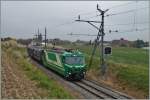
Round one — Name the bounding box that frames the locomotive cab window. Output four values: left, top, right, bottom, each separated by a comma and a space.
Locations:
65, 56, 85, 65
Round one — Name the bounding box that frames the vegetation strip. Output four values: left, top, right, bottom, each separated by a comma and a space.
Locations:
2, 41, 74, 99
61, 44, 149, 98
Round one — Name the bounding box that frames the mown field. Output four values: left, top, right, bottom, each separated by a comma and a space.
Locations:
61, 44, 149, 98
1, 40, 75, 99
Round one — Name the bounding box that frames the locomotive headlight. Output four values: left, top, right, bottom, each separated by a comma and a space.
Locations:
80, 66, 84, 68
68, 72, 71, 75
83, 72, 85, 74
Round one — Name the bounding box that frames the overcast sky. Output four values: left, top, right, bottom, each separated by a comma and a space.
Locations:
1, 1, 149, 42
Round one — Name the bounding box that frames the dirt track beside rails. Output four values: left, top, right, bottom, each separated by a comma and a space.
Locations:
29, 58, 99, 99
1, 51, 49, 99
1, 41, 83, 99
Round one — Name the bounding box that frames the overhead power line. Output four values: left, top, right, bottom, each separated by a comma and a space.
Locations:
43, 2, 148, 42
105, 21, 149, 27
107, 1, 136, 9
77, 1, 136, 16
56, 21, 76, 27
52, 2, 148, 28
68, 28, 149, 37
105, 7, 148, 17
83, 7, 148, 20
68, 33, 97, 36
116, 28, 149, 33
79, 10, 98, 16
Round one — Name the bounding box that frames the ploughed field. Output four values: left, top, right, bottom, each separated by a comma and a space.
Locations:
61, 44, 149, 99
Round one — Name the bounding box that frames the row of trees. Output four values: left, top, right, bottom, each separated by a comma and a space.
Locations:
133, 39, 149, 48
1, 37, 149, 48
50, 38, 149, 48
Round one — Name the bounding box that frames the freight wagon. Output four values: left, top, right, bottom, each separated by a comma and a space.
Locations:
27, 45, 86, 80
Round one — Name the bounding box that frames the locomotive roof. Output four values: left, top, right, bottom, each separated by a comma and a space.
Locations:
28, 45, 84, 56
28, 45, 43, 50
48, 48, 84, 56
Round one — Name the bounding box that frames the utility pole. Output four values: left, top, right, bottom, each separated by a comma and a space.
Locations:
97, 4, 109, 76
37, 28, 40, 45
75, 4, 109, 76
45, 27, 47, 48
34, 34, 38, 40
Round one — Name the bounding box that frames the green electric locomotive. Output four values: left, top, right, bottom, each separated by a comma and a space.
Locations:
28, 46, 86, 80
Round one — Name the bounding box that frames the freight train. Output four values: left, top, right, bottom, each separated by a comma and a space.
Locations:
27, 45, 86, 80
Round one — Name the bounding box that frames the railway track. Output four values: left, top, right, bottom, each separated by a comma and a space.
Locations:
30, 58, 132, 99
74, 79, 132, 99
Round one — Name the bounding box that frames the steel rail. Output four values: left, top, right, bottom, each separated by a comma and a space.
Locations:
73, 82, 108, 99
29, 57, 132, 99
81, 79, 132, 99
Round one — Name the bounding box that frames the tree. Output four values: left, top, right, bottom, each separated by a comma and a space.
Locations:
17, 39, 32, 45
134, 39, 145, 48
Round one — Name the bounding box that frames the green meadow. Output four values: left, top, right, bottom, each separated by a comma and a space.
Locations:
61, 44, 149, 97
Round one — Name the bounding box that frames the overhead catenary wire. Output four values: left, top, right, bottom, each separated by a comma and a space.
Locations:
55, 7, 147, 28
76, 1, 140, 19
41, 1, 148, 40
115, 28, 149, 33
76, 1, 136, 17
56, 15, 99, 27
49, 27, 149, 37
67, 1, 138, 22
80, 6, 148, 20
48, 2, 148, 29
64, 21, 148, 36
68, 28, 149, 37
79, 10, 98, 16
48, 20, 148, 38
55, 21, 76, 27
105, 7, 148, 17
107, 1, 136, 10
105, 21, 149, 27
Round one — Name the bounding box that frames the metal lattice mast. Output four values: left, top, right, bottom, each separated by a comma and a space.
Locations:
75, 4, 109, 76
45, 27, 47, 48
97, 5, 109, 75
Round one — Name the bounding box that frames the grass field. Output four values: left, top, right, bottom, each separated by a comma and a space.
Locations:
2, 40, 148, 98
61, 44, 149, 98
